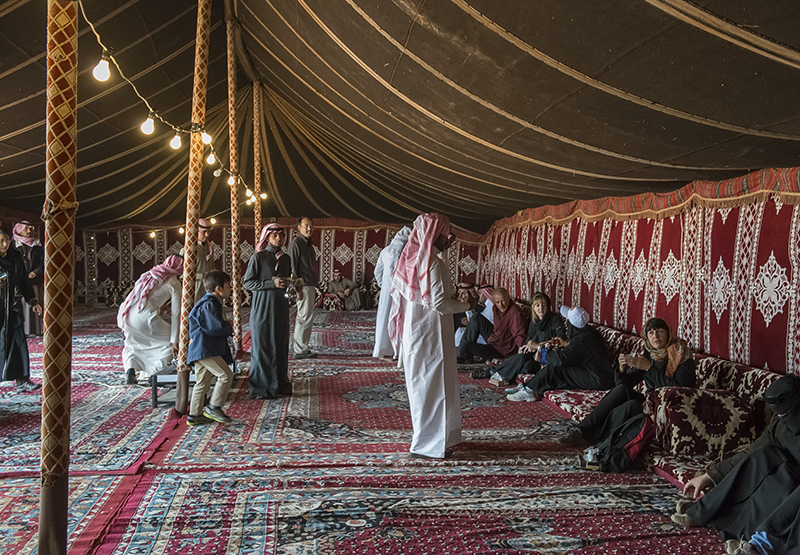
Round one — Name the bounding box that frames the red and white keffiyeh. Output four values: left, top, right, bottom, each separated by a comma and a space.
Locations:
388, 213, 451, 352
117, 255, 183, 328
12, 222, 40, 247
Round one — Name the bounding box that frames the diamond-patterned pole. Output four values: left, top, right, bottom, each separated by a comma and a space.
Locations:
40, 1, 78, 552
252, 83, 262, 238
176, 0, 213, 414
227, 17, 242, 350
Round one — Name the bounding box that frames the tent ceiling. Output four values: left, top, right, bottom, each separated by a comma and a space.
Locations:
2, 0, 800, 232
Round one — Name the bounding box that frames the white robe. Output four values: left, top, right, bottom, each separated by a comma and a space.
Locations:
119, 276, 181, 376
400, 251, 469, 458
373, 227, 411, 358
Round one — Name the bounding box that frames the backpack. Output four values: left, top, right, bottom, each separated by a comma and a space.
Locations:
596, 412, 655, 473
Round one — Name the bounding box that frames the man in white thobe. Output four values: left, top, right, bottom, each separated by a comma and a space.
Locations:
389, 213, 477, 459
372, 226, 411, 358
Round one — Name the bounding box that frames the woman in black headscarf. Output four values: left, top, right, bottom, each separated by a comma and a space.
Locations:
0, 227, 42, 392
559, 317, 695, 445
673, 374, 800, 555
493, 292, 567, 385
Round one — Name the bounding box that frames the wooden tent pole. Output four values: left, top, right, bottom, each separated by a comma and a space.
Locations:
252, 83, 262, 238
39, 1, 78, 553
226, 16, 242, 350
176, 0, 213, 414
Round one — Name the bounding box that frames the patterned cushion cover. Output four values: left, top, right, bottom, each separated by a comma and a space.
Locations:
652, 387, 756, 458
647, 447, 712, 488
544, 389, 607, 421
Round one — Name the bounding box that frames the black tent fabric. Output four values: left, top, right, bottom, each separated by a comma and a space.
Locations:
2, 0, 800, 232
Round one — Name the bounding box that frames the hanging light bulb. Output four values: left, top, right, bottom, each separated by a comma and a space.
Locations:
92, 51, 111, 82
260, 193, 267, 199
210, 218, 216, 225
206, 152, 216, 165
179, 227, 185, 234
245, 189, 252, 197
170, 133, 182, 149
140, 112, 155, 135
213, 168, 222, 177
149, 231, 156, 238
201, 131, 212, 144
227, 174, 236, 186
246, 198, 253, 205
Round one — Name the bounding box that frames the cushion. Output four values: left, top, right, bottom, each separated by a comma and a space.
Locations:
544, 389, 607, 421
652, 387, 756, 458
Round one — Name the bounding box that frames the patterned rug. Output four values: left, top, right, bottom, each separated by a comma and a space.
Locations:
1, 306, 180, 475
1, 308, 727, 554
89, 466, 721, 554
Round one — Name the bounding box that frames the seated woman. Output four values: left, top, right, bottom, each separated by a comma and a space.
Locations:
559, 317, 695, 445
0, 227, 43, 392
507, 305, 614, 402
117, 255, 183, 384
493, 292, 566, 384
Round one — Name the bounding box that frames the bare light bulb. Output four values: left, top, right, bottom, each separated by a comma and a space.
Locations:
170, 134, 181, 149
260, 193, 267, 199
213, 168, 222, 177
149, 231, 156, 238
206, 152, 216, 164
246, 199, 253, 205
210, 218, 216, 225
245, 189, 252, 197
140, 114, 155, 135
201, 132, 212, 144
92, 53, 111, 82
179, 227, 185, 234
227, 175, 236, 186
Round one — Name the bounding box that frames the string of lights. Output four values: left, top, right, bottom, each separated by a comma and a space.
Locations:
77, 1, 267, 238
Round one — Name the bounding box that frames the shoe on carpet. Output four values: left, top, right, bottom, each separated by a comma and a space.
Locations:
732, 541, 757, 555
294, 351, 317, 360
16, 379, 41, 393
558, 423, 587, 446
203, 406, 232, 424
670, 513, 695, 527
505, 384, 523, 394
187, 414, 213, 427
675, 498, 696, 515
470, 367, 491, 380
488, 371, 508, 386
507, 387, 539, 402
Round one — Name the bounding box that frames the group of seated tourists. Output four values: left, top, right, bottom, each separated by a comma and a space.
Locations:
453, 284, 799, 555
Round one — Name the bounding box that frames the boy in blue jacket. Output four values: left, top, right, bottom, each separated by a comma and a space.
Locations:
187, 270, 235, 426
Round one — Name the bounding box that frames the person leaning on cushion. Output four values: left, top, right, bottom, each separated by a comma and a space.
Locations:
671, 374, 800, 555
559, 317, 695, 446
494, 292, 567, 387
0, 227, 42, 392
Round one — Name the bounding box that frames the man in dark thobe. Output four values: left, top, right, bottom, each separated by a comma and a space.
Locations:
243, 223, 293, 400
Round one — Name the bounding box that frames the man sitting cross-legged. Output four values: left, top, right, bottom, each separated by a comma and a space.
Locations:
508, 305, 614, 402
456, 287, 526, 365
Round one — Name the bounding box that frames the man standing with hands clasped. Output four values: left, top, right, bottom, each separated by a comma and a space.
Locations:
288, 217, 318, 360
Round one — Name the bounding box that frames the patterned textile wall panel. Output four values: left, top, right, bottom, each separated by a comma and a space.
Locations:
483, 179, 800, 374
75, 222, 482, 308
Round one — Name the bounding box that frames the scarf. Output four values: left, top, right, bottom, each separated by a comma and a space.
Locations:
12, 222, 40, 248
642, 324, 692, 378
256, 223, 286, 271
117, 255, 183, 328
388, 213, 450, 352
530, 309, 556, 335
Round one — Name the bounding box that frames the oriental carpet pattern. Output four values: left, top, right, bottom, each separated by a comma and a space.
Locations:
0, 308, 725, 554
